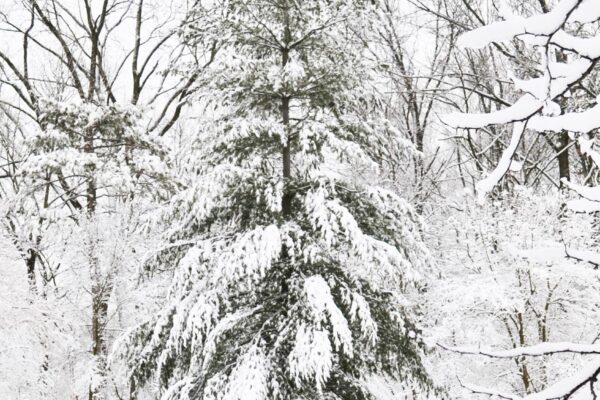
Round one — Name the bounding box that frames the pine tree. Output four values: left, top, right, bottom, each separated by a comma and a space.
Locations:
119, 1, 435, 398
16, 97, 170, 399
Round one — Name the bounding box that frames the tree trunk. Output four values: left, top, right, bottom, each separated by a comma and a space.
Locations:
84, 97, 105, 400
279, 3, 292, 298
281, 6, 292, 220
281, 95, 291, 217
25, 248, 38, 295
557, 130, 571, 185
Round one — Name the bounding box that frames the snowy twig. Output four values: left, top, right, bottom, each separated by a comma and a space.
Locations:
563, 245, 600, 269
439, 342, 600, 358
560, 233, 600, 269
458, 377, 520, 400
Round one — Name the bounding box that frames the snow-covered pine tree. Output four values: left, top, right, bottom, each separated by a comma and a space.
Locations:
118, 1, 435, 398
444, 0, 600, 398
15, 97, 171, 399
26, 98, 170, 205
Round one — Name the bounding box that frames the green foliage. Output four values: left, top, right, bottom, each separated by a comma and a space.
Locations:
118, 1, 437, 399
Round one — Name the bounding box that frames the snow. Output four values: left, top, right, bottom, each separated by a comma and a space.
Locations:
363, 374, 423, 400
475, 122, 525, 201
444, 58, 591, 130
523, 361, 600, 400
3, 0, 600, 398
288, 325, 334, 391
222, 347, 270, 400
443, 95, 542, 129
304, 275, 353, 355
568, 0, 600, 23
567, 198, 600, 213
577, 136, 600, 167
457, 0, 594, 50
552, 30, 600, 59
448, 342, 600, 358
461, 382, 521, 400
564, 247, 600, 266
564, 180, 600, 202
529, 104, 600, 133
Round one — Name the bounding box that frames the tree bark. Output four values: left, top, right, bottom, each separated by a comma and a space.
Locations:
557, 130, 571, 185
281, 5, 292, 219
25, 248, 38, 295
281, 93, 292, 218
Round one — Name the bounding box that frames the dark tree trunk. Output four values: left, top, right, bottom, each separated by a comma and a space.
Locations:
557, 130, 571, 185
25, 248, 38, 294
281, 95, 292, 218
279, 2, 293, 298
281, 8, 292, 220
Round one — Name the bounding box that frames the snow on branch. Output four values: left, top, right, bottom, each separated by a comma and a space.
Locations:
563, 246, 600, 268
459, 380, 522, 400
440, 342, 600, 358
563, 135, 600, 205
459, 362, 600, 400
522, 362, 600, 400
442, 342, 600, 399
444, 0, 600, 131
443, 96, 542, 129
443, 0, 600, 202
564, 180, 600, 202
443, 57, 593, 129
456, 0, 596, 50
578, 136, 600, 167
551, 30, 600, 58
530, 104, 600, 133
475, 122, 525, 201
567, 198, 600, 213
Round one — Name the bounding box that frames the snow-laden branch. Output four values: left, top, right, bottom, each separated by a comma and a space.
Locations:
563, 246, 600, 268
443, 0, 600, 201
523, 362, 600, 400
552, 30, 600, 58
563, 137, 600, 203
443, 57, 593, 129
444, 0, 600, 131
441, 342, 600, 358
530, 103, 600, 133
461, 362, 600, 400
443, 96, 542, 129
475, 122, 525, 201
456, 0, 597, 50
567, 198, 600, 212
443, 342, 600, 399
564, 180, 600, 202
579, 136, 600, 167
460, 380, 521, 400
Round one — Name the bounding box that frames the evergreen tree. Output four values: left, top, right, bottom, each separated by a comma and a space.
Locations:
25, 98, 170, 206
119, 1, 435, 398
15, 97, 171, 398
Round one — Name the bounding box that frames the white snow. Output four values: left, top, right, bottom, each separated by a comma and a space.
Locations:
530, 104, 600, 133
475, 122, 525, 201
443, 95, 542, 129
448, 342, 600, 358
523, 361, 600, 400
457, 0, 594, 50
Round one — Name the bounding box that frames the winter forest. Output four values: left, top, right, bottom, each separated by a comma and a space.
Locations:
1, 0, 600, 399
